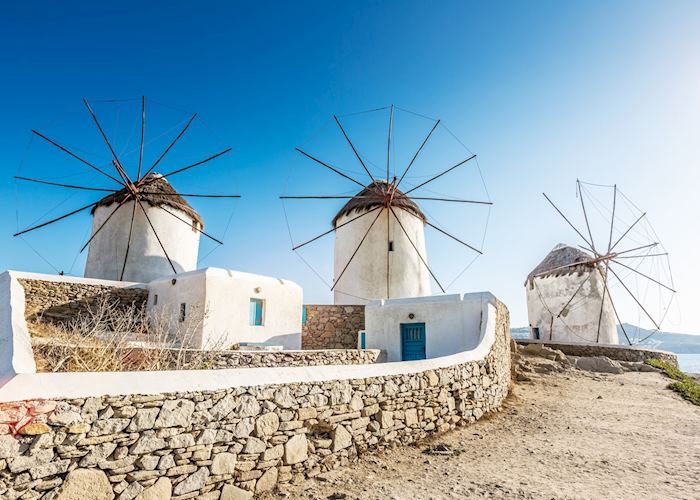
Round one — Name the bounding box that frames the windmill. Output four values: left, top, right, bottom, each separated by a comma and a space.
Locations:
13, 97, 239, 282
281, 105, 492, 304
526, 180, 676, 345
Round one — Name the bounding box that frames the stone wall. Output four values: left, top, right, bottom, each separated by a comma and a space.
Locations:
200, 349, 383, 369
302, 305, 365, 350
516, 339, 678, 366
19, 279, 148, 323
0, 301, 510, 499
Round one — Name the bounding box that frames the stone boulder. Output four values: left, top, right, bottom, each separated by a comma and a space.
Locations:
56, 468, 114, 500
574, 356, 624, 374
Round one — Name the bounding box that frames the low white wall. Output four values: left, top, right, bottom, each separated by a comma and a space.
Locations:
0, 294, 499, 402
1, 271, 144, 379
148, 268, 303, 350
365, 292, 491, 362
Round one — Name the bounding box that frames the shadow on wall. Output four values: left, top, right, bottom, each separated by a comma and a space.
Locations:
263, 333, 302, 350
115, 254, 189, 284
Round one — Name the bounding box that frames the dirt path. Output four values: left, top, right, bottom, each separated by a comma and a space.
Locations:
279, 368, 699, 499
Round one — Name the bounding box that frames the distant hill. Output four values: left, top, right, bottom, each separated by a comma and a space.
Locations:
510, 324, 700, 354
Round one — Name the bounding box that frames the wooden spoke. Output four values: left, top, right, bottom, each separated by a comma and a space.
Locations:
595, 265, 609, 342
31, 130, 123, 185
142, 112, 197, 179
614, 242, 658, 256
14, 176, 116, 193
13, 200, 101, 237
136, 198, 177, 274
137, 96, 145, 180
543, 193, 594, 251
403, 154, 477, 196
334, 115, 375, 183
280, 195, 367, 200
609, 212, 646, 252
386, 104, 394, 181
120, 201, 138, 280
291, 206, 381, 251
155, 148, 232, 181
611, 259, 676, 293
615, 253, 668, 259
331, 208, 384, 291
402, 208, 482, 254
155, 193, 241, 198
386, 206, 390, 298
577, 180, 596, 253
79, 197, 131, 252
607, 265, 661, 330
390, 207, 445, 292
556, 271, 594, 317
596, 265, 632, 345
83, 98, 128, 183
295, 148, 366, 189
157, 205, 223, 245
607, 184, 617, 252
410, 196, 492, 205
396, 119, 440, 189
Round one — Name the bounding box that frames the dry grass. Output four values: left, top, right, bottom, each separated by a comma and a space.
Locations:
30, 295, 230, 373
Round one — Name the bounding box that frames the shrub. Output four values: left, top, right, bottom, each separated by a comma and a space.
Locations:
645, 358, 700, 406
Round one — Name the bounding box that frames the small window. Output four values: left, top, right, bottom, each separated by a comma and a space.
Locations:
179, 303, 186, 322
388, 241, 394, 252
153, 294, 158, 306
250, 298, 264, 326
532, 327, 540, 340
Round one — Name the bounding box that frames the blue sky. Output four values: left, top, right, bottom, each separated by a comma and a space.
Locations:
1, 1, 699, 334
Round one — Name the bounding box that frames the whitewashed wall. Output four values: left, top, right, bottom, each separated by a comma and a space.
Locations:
148, 268, 303, 350
333, 207, 431, 305
85, 200, 200, 283
365, 293, 492, 362
525, 271, 619, 344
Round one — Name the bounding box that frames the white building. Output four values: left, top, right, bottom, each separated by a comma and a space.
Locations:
525, 244, 618, 344
85, 174, 201, 283
147, 267, 303, 350
364, 293, 492, 362
333, 180, 431, 305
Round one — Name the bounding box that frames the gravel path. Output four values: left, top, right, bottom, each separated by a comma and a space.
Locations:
277, 365, 699, 499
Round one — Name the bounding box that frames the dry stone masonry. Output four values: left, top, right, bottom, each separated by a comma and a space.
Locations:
0, 302, 511, 499
19, 279, 148, 323
302, 305, 365, 350
201, 349, 383, 369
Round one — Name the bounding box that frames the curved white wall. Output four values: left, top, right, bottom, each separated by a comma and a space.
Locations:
525, 271, 619, 344
85, 201, 200, 283
333, 207, 431, 305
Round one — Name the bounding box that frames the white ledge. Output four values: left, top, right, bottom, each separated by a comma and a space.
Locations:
0, 293, 498, 402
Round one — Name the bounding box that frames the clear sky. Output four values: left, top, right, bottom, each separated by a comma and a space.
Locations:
1, 1, 699, 334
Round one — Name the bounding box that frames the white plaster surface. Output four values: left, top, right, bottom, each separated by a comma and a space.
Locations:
0, 296, 497, 402
333, 207, 431, 305
525, 271, 618, 344
85, 200, 200, 283
0, 272, 37, 379
148, 268, 303, 350
365, 293, 491, 362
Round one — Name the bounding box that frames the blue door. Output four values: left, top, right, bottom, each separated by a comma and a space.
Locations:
401, 323, 426, 361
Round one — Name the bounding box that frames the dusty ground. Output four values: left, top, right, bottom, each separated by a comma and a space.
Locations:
279, 363, 699, 500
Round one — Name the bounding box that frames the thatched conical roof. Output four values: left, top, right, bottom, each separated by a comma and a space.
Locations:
332, 180, 426, 227
526, 243, 597, 286
92, 173, 204, 228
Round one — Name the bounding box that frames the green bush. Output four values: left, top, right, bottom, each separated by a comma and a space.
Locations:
646, 358, 700, 406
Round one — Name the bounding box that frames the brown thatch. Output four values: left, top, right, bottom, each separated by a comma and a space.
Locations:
92, 173, 204, 228
332, 180, 426, 227
525, 244, 598, 286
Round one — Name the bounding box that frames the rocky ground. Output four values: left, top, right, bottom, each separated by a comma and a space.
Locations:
276, 347, 700, 500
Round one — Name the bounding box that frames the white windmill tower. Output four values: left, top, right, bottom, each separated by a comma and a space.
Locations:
282, 105, 491, 305
14, 97, 238, 283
